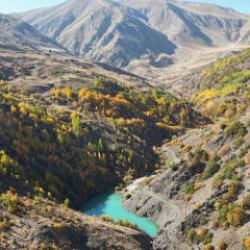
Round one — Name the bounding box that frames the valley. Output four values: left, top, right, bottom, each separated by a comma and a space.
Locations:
0, 45, 208, 249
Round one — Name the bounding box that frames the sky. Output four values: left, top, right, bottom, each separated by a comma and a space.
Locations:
0, 0, 249, 14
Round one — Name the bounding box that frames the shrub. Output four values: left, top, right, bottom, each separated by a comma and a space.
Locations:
208, 151, 220, 161
225, 121, 247, 139
212, 164, 237, 189
243, 236, 250, 250
219, 145, 230, 157
217, 240, 227, 249
203, 244, 214, 250
238, 159, 246, 168
63, 198, 70, 208
224, 181, 241, 201
194, 146, 209, 161
193, 202, 202, 210
233, 137, 244, 149
114, 219, 123, 226
53, 223, 62, 229
185, 182, 196, 194
142, 177, 152, 186
215, 200, 249, 227
122, 219, 138, 229
186, 228, 196, 242
239, 197, 250, 210
226, 206, 248, 226
0, 216, 10, 231
101, 215, 112, 223
0, 191, 22, 214
186, 228, 213, 244
203, 161, 219, 179
217, 204, 228, 222
166, 161, 177, 170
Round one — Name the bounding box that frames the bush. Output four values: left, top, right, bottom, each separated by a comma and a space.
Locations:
166, 161, 177, 170
185, 182, 195, 194
0, 191, 22, 214
203, 244, 214, 250
101, 215, 112, 222
63, 198, 70, 208
0, 216, 10, 231
219, 145, 230, 157
186, 228, 196, 242
240, 197, 250, 210
243, 236, 250, 250
215, 200, 249, 227
203, 161, 219, 179
226, 205, 248, 226
186, 228, 213, 244
142, 177, 152, 186
217, 240, 227, 249
225, 121, 247, 139
122, 219, 138, 229
213, 163, 238, 189
224, 181, 241, 201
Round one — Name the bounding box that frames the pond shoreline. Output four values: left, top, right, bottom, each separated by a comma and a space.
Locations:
81, 177, 159, 238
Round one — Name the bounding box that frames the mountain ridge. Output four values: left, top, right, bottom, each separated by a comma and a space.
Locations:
17, 0, 250, 71
0, 13, 67, 53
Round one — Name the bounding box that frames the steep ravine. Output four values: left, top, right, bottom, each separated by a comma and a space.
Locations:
122, 120, 250, 250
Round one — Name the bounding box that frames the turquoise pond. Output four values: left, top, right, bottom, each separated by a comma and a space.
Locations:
81, 193, 158, 238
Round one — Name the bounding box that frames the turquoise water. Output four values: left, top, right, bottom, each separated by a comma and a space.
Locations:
81, 193, 158, 238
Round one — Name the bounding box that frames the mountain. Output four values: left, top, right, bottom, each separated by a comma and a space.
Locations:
18, 0, 176, 68
18, 0, 250, 70
124, 0, 250, 47
0, 13, 66, 53
0, 1, 249, 248
240, 21, 250, 43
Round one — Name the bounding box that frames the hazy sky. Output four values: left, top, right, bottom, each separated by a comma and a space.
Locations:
0, 0, 249, 14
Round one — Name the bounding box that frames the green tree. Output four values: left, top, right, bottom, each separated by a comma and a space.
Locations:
71, 113, 81, 136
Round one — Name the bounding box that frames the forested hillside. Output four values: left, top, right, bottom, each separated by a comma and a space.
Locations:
0, 75, 208, 208
193, 49, 250, 119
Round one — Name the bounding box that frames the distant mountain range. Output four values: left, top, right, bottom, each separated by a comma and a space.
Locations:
1, 0, 249, 72
0, 14, 66, 53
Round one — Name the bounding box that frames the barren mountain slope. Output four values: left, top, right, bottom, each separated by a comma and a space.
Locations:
124, 0, 250, 47
0, 46, 151, 94
0, 14, 66, 53
19, 0, 176, 68
18, 0, 250, 73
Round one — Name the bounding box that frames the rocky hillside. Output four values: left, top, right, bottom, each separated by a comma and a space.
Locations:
124, 117, 250, 250
0, 191, 152, 249
18, 0, 250, 70
0, 46, 150, 92
122, 48, 250, 250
